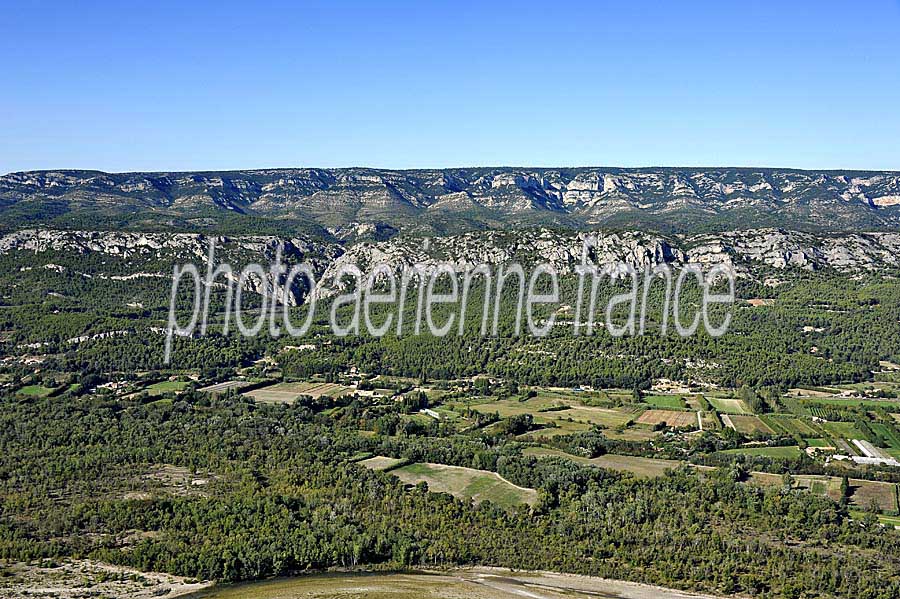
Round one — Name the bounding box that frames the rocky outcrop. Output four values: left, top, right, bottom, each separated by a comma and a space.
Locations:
3, 228, 898, 306
314, 228, 900, 298
0, 229, 343, 306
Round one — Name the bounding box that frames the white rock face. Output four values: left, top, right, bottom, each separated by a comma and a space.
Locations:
311, 228, 900, 299
3, 228, 899, 306
872, 195, 900, 207
0, 229, 343, 306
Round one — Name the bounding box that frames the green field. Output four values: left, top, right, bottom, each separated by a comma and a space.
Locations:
519, 419, 593, 439
805, 438, 833, 447
15, 385, 56, 398
873, 514, 900, 528
145, 380, 189, 396
720, 446, 803, 458
389, 463, 538, 509
707, 397, 749, 414
643, 395, 686, 410
869, 423, 900, 449
806, 397, 900, 410
821, 421, 866, 440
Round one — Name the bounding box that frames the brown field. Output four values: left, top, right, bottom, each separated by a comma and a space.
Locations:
636, 409, 697, 428
849, 479, 899, 512
244, 381, 353, 403
728, 415, 775, 435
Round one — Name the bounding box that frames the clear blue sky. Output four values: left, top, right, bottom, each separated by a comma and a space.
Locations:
3, 0, 899, 173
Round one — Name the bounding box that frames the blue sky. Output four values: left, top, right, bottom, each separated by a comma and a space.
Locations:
2, 0, 899, 173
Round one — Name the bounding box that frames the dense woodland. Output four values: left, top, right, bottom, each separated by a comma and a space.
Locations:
2, 392, 900, 598
3, 258, 896, 390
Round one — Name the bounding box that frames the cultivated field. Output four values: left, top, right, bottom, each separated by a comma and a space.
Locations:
144, 380, 189, 396
643, 395, 686, 409
244, 381, 353, 403
560, 405, 640, 427
760, 416, 820, 437
821, 421, 865, 441
198, 380, 256, 395
728, 415, 774, 435
519, 419, 593, 439
720, 446, 803, 459
389, 463, 538, 509
636, 409, 697, 428
706, 397, 750, 414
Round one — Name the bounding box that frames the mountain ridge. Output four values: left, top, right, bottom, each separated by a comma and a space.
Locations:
3, 166, 899, 235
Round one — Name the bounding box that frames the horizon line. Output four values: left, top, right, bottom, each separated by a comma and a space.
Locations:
5, 163, 900, 177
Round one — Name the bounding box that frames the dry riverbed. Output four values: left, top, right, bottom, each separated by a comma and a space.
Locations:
190, 567, 728, 599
